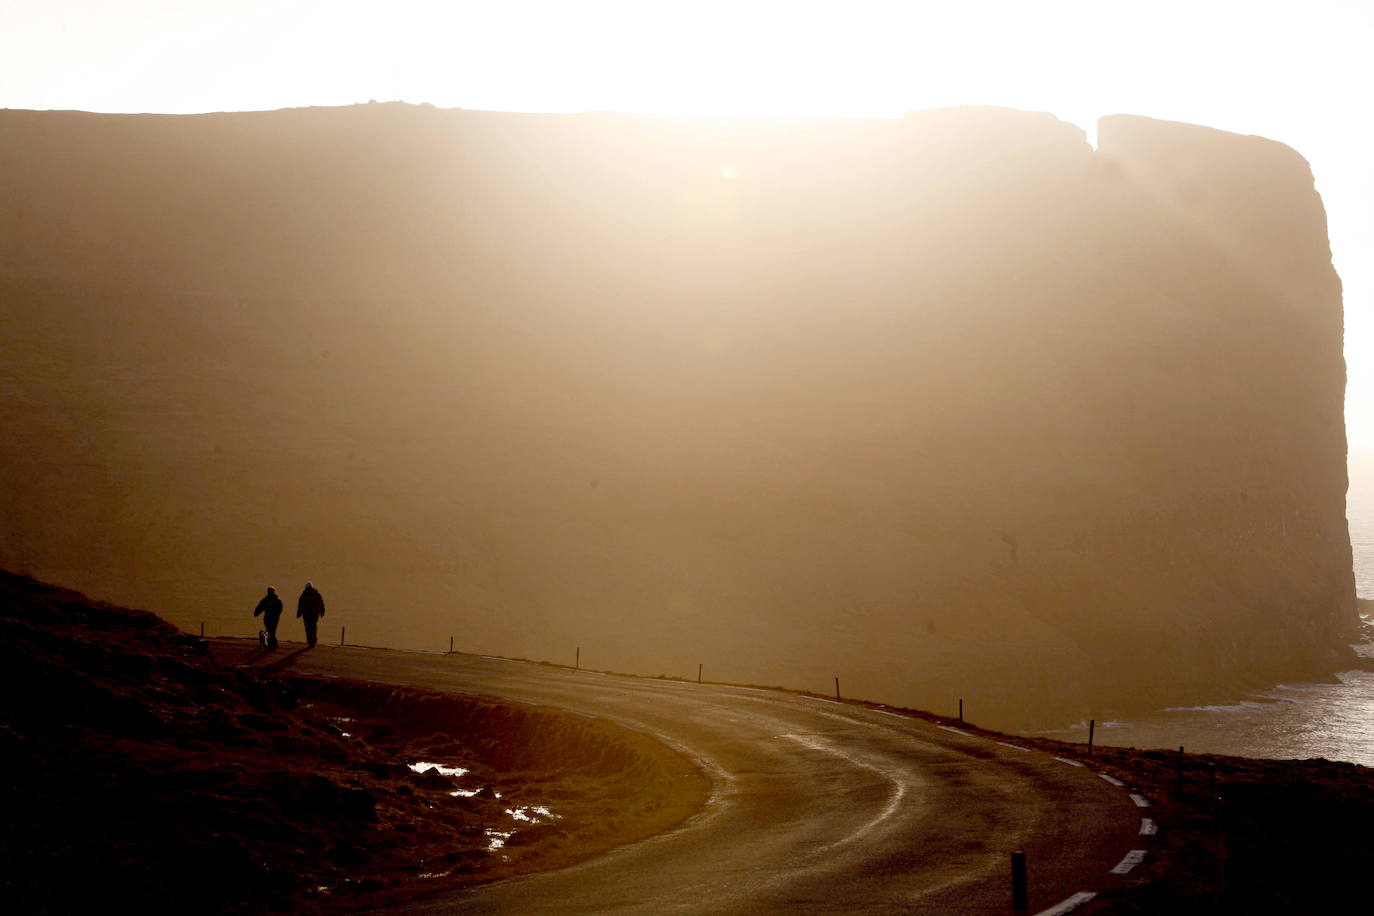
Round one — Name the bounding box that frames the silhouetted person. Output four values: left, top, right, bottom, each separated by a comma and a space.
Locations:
253, 585, 283, 649
297, 581, 325, 647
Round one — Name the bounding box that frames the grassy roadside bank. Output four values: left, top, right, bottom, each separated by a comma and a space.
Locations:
0, 570, 710, 914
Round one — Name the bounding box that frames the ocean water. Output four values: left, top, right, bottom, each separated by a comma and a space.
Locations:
1352, 466, 1374, 600
1038, 469, 1374, 764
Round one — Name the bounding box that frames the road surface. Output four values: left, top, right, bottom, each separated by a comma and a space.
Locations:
265, 645, 1146, 914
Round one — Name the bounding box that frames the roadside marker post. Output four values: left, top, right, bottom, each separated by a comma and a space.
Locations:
1088, 719, 1096, 754
449, 636, 454, 654
1216, 793, 1226, 893
340, 626, 345, 646
200, 622, 204, 638
835, 677, 841, 701
958, 698, 964, 722
576, 646, 580, 670
1011, 850, 1028, 912
698, 663, 702, 684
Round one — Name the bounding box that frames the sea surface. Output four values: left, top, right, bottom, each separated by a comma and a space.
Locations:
1039, 469, 1374, 765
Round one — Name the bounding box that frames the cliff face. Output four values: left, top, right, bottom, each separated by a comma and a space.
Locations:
0, 103, 1354, 727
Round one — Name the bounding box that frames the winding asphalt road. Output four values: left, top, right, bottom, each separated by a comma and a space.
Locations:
266, 645, 1146, 915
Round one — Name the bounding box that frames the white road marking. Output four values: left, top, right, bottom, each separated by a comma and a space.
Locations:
1110, 849, 1148, 874
1130, 793, 1151, 808
1139, 818, 1157, 836
875, 710, 909, 719
997, 741, 1033, 752
801, 696, 843, 704
1034, 891, 1098, 915
1054, 756, 1087, 768
937, 725, 973, 736
1097, 773, 1125, 786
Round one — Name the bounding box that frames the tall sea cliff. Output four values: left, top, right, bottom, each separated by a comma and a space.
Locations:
0, 103, 1355, 727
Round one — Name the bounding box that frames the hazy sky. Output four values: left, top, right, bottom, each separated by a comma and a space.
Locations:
4, 0, 1372, 454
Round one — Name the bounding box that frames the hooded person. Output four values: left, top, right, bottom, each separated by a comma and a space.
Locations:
296, 581, 326, 647
252, 586, 283, 649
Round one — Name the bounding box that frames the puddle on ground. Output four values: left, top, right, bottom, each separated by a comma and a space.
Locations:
478, 805, 561, 852
405, 760, 559, 852
505, 805, 555, 823
326, 715, 355, 738
409, 761, 469, 777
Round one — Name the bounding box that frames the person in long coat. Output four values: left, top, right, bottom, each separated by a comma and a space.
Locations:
252, 586, 283, 649
297, 581, 326, 648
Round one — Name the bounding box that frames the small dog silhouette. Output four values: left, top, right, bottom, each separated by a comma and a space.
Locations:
258, 630, 268, 649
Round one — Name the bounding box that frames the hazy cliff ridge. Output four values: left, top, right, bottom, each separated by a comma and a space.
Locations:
0, 103, 1355, 727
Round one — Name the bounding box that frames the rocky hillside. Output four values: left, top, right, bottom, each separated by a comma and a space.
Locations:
0, 103, 1355, 727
